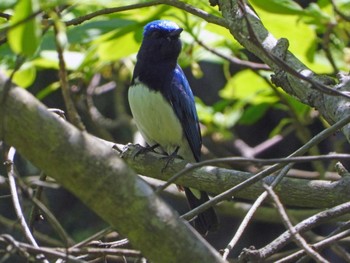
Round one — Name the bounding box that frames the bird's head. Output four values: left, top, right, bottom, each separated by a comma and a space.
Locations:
138, 20, 183, 63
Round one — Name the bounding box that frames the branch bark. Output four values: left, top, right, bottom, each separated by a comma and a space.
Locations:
218, 0, 350, 142
0, 73, 225, 263
119, 144, 350, 209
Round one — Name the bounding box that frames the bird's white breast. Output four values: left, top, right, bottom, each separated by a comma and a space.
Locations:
129, 83, 192, 159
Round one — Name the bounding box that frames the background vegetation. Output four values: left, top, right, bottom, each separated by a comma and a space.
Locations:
1, 0, 350, 262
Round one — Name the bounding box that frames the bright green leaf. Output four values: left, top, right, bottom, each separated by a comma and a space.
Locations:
38, 50, 85, 70
196, 98, 215, 124
220, 70, 278, 105
32, 57, 59, 69
0, 0, 17, 9
301, 3, 332, 25
8, 0, 41, 56
10, 62, 36, 88
250, 0, 303, 15
251, 4, 331, 71
36, 80, 60, 100
97, 32, 139, 61
67, 18, 136, 44
213, 105, 243, 128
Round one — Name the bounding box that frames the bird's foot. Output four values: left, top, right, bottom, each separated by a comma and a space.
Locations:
161, 146, 181, 172
131, 143, 159, 159
115, 143, 159, 159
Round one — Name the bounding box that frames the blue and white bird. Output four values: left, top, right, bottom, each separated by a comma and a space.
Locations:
128, 20, 218, 235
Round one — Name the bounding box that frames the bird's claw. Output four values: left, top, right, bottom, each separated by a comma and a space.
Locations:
161, 147, 181, 172
128, 143, 159, 160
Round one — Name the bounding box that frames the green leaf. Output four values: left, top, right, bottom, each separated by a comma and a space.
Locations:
220, 70, 278, 105
35, 50, 85, 70
36, 81, 60, 100
250, 0, 303, 15
239, 103, 270, 125
66, 18, 136, 44
301, 3, 331, 26
213, 105, 243, 128
10, 62, 36, 88
7, 0, 41, 56
269, 118, 292, 137
0, 0, 17, 9
196, 98, 215, 124
97, 32, 139, 61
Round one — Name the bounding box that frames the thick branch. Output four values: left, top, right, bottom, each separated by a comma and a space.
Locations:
119, 144, 350, 209
219, 0, 350, 142
0, 73, 225, 263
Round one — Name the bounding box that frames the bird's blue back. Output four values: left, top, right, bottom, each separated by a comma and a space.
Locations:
167, 65, 202, 162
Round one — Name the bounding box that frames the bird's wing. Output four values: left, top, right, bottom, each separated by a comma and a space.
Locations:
168, 65, 202, 162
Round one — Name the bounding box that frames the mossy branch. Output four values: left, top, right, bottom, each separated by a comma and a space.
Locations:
0, 73, 225, 263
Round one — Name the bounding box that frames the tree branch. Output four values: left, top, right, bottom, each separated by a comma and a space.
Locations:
218, 0, 350, 142
0, 73, 225, 263
239, 201, 350, 262
119, 143, 350, 209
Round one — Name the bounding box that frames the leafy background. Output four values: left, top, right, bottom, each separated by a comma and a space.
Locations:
1, 0, 350, 262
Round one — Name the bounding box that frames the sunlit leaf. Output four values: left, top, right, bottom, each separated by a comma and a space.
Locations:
36, 80, 60, 100
7, 0, 41, 56
67, 18, 136, 44
213, 105, 243, 128
0, 0, 17, 9
38, 50, 85, 70
220, 70, 278, 105
97, 32, 139, 61
250, 0, 303, 15
10, 62, 36, 88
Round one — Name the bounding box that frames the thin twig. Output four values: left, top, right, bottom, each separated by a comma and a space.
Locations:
194, 37, 270, 70
29, 171, 47, 230
163, 0, 227, 27
6, 147, 49, 263
329, 244, 350, 262
64, 0, 227, 28
0, 214, 63, 246
15, 176, 75, 247
276, 229, 350, 263
331, 0, 350, 22
178, 114, 350, 222
32, 196, 75, 247
222, 164, 293, 260
156, 152, 350, 194
322, 22, 338, 74
264, 185, 329, 263
65, 1, 163, 26
242, 201, 350, 261
0, 12, 11, 20
0, 234, 141, 261
237, 0, 350, 100
0, 235, 83, 263
66, 247, 142, 257
53, 12, 85, 130
70, 227, 114, 249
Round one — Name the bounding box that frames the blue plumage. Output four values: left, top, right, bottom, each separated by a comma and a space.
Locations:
168, 65, 202, 162
128, 20, 218, 235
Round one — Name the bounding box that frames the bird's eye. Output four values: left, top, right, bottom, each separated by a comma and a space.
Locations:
151, 31, 161, 38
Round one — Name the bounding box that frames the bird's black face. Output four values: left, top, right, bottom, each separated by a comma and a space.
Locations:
140, 27, 183, 63
132, 20, 184, 88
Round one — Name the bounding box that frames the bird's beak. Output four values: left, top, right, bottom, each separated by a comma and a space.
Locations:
169, 28, 183, 37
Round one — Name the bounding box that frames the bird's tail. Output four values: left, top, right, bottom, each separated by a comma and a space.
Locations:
184, 187, 219, 235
